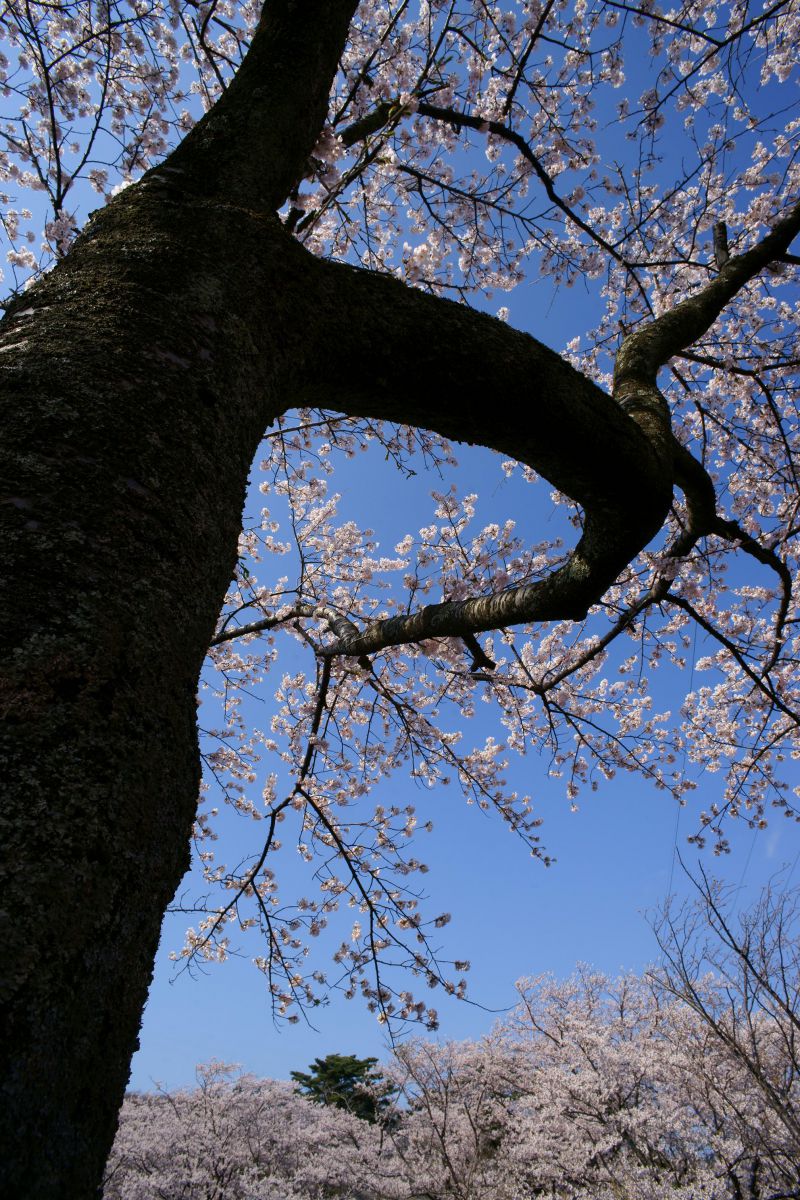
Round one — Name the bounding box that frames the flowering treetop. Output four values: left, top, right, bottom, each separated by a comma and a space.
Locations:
107, 878, 800, 1198
2, 0, 798, 1029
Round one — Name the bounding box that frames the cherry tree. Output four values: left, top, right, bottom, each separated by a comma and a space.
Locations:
386, 958, 800, 1199
1, 0, 799, 1195
652, 868, 800, 1193
497, 971, 751, 1198
105, 890, 800, 1200
103, 1060, 384, 1199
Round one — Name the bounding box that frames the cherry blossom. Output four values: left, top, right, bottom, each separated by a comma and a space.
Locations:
3, 0, 798, 1029
106, 878, 800, 1198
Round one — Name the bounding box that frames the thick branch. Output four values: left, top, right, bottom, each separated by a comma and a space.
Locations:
615, 198, 800, 399
164, 0, 358, 209
294, 197, 800, 661
294, 250, 674, 658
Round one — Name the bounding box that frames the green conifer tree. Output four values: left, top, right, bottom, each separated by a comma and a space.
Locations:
291, 1054, 392, 1124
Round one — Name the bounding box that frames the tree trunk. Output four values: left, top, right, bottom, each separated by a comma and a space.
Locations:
0, 1, 672, 1193
0, 182, 312, 1197
0, 1, 356, 1189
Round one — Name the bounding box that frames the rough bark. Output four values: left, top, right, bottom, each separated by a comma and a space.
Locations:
0, 189, 308, 1199
0, 5, 358, 1194
0, 1, 682, 1194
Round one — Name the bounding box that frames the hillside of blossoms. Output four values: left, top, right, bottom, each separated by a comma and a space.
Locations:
106, 878, 800, 1199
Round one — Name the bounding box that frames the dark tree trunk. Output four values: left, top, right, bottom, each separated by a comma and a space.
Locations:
0, 4, 357, 1192
0, 1, 672, 1194
0, 183, 319, 1199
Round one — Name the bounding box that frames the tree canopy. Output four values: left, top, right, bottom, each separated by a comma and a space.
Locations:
105, 878, 800, 1198
1, 0, 798, 1195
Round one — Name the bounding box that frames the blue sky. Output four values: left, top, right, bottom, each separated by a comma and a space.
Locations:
131, 701, 792, 1089
123, 6, 800, 1093
129, 260, 798, 1090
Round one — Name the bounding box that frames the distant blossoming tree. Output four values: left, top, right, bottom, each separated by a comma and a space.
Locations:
105, 879, 800, 1198
104, 1060, 381, 1199
1, 0, 798, 1194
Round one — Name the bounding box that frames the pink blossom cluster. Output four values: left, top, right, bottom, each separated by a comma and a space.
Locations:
106, 876, 800, 1199
3, 0, 798, 1029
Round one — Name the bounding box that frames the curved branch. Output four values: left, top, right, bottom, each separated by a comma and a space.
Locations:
297, 196, 800, 661
299, 245, 674, 658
